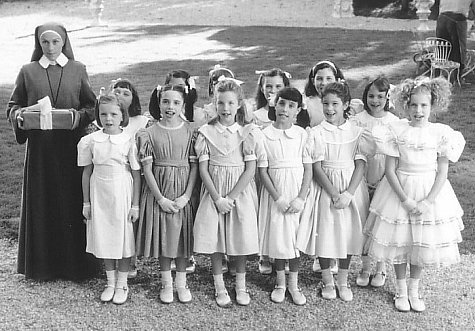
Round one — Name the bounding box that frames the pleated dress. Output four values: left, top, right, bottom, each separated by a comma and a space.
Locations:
258, 125, 312, 259
193, 122, 259, 256
135, 122, 197, 259
78, 130, 140, 259
364, 121, 465, 267
296, 121, 370, 258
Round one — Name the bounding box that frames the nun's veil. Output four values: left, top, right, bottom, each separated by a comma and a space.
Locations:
31, 22, 75, 62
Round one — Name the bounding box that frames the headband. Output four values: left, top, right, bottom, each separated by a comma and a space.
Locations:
217, 75, 244, 85
255, 69, 292, 79
209, 64, 235, 78
312, 60, 337, 75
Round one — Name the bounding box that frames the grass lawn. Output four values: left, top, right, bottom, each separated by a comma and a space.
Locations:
1, 2, 475, 330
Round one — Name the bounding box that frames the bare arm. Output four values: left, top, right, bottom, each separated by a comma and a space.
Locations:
183, 162, 198, 198
346, 159, 366, 195
81, 164, 93, 203
425, 156, 448, 203
143, 163, 178, 213
199, 160, 221, 202
384, 156, 407, 202
131, 169, 141, 207
313, 161, 339, 200
227, 160, 256, 200
298, 163, 313, 200
258, 167, 280, 201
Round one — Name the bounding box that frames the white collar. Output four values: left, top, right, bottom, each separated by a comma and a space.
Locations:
321, 120, 351, 131
39, 53, 68, 69
92, 130, 131, 144
264, 124, 300, 140
215, 121, 241, 134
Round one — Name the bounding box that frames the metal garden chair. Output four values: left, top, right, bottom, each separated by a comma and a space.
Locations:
424, 37, 461, 86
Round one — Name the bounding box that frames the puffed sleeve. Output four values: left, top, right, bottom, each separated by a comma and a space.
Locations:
371, 123, 399, 157
356, 128, 376, 161
194, 131, 210, 162
6, 67, 28, 144
305, 127, 325, 162
128, 137, 141, 171
242, 125, 259, 162
136, 129, 154, 166
189, 129, 199, 163
437, 125, 466, 162
302, 130, 313, 164
77, 134, 93, 166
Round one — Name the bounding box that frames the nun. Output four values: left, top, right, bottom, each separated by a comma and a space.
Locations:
6, 22, 99, 280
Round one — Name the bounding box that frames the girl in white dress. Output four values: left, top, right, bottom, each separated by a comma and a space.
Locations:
350, 77, 400, 288
296, 82, 370, 302
258, 87, 312, 305
193, 79, 260, 307
79, 94, 141, 305
365, 76, 465, 312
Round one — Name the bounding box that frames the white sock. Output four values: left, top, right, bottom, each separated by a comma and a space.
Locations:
106, 270, 116, 287
275, 270, 286, 289
321, 268, 334, 286
337, 269, 349, 286
176, 271, 187, 289
375, 261, 386, 273
408, 278, 420, 297
235, 272, 246, 291
161, 270, 173, 287
288, 271, 298, 291
361, 255, 371, 273
396, 278, 408, 296
116, 271, 128, 289
213, 273, 226, 292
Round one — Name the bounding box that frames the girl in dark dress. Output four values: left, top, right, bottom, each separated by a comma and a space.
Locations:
6, 22, 99, 280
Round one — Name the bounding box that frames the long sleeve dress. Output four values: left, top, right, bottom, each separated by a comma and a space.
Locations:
135, 122, 197, 259
364, 121, 465, 267
6, 59, 99, 280
296, 121, 370, 258
193, 122, 259, 256
258, 125, 312, 259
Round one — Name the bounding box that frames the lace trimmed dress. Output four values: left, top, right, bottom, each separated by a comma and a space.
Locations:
77, 130, 140, 259
296, 121, 371, 258
258, 125, 312, 259
135, 122, 197, 258
364, 121, 465, 267
193, 122, 259, 255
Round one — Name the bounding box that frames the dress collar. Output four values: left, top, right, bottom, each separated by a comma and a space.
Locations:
215, 121, 241, 134
92, 130, 131, 144
321, 120, 351, 132
39, 53, 68, 69
264, 124, 300, 140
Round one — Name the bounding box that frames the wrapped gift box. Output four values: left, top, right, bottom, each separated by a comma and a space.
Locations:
22, 109, 74, 130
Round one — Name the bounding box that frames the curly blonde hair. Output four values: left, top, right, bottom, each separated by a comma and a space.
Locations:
391, 76, 451, 117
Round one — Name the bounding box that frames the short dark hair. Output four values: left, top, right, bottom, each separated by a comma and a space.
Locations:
322, 82, 352, 119
113, 79, 142, 117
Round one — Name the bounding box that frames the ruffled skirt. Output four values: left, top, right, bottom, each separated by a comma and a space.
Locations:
364, 169, 464, 267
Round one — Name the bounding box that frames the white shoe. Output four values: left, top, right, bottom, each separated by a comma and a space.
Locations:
186, 257, 196, 274
356, 271, 370, 287
100, 285, 115, 302
112, 286, 129, 305
259, 259, 272, 275
371, 272, 386, 287
127, 267, 137, 279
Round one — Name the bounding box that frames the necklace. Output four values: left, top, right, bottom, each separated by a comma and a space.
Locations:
45, 66, 64, 108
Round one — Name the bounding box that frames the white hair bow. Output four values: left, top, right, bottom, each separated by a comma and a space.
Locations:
217, 75, 244, 85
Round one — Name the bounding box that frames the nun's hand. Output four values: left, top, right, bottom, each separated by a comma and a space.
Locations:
15, 108, 25, 130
